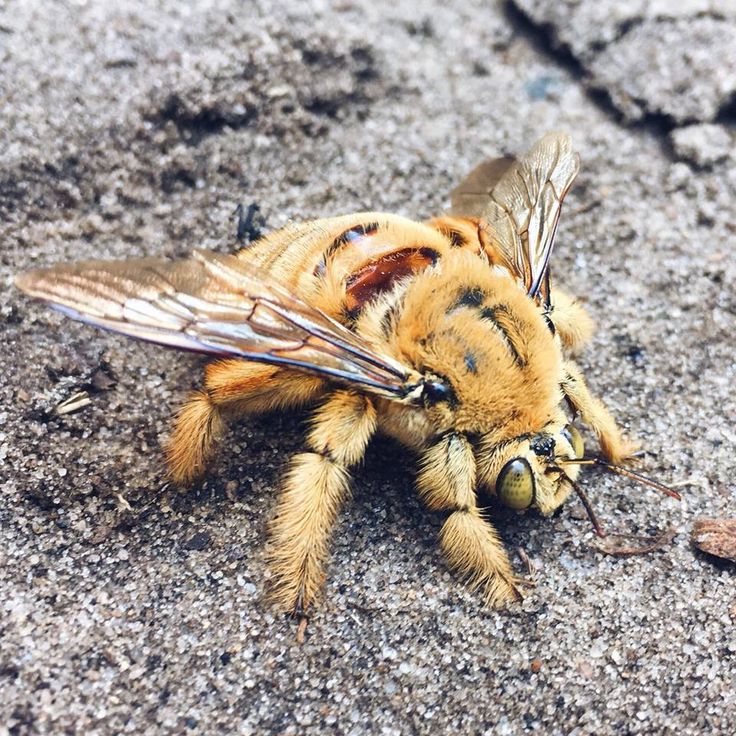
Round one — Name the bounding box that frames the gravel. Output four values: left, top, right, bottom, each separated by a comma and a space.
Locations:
1, 1, 734, 734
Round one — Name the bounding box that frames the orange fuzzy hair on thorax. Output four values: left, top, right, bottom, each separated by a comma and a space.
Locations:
391, 250, 563, 439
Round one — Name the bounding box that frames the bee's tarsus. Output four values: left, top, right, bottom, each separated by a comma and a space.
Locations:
517, 547, 536, 579
295, 615, 308, 645
234, 202, 265, 244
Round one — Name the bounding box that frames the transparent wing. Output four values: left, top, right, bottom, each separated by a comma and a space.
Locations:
448, 156, 516, 218
15, 250, 422, 401
479, 132, 580, 300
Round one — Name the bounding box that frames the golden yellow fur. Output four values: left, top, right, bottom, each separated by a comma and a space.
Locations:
16, 135, 653, 621
440, 509, 522, 605
550, 290, 595, 352
166, 212, 636, 614
268, 391, 376, 612
416, 431, 522, 603
388, 252, 563, 440
166, 391, 225, 487
268, 452, 349, 613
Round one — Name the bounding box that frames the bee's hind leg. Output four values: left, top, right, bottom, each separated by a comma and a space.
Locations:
416, 432, 524, 607
166, 390, 226, 488
166, 360, 324, 488
268, 391, 377, 619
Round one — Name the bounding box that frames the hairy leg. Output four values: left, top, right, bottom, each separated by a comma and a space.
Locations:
165, 360, 324, 487
166, 390, 226, 487
550, 289, 594, 353
562, 360, 639, 463
416, 432, 522, 606
204, 359, 324, 414
268, 391, 377, 614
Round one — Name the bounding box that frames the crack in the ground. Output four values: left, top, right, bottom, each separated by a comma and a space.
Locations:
503, 1, 677, 139
504, 0, 736, 160
593, 9, 735, 52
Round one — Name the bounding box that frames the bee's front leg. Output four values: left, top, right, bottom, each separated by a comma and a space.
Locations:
268, 391, 377, 617
417, 432, 523, 607
562, 361, 639, 463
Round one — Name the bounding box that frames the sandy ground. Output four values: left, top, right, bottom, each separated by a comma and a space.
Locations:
1, 1, 735, 734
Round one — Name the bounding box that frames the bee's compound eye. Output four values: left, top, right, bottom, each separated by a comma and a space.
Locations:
422, 379, 453, 404
560, 424, 584, 458
496, 458, 535, 510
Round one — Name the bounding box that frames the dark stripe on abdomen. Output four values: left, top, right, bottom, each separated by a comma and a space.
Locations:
313, 222, 380, 277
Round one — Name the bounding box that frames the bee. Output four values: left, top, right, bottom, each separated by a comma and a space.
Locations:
16, 133, 678, 619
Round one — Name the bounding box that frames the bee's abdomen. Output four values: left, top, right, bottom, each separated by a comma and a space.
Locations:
313, 222, 381, 278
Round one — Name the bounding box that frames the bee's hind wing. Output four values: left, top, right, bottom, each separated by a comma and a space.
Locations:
449, 156, 517, 218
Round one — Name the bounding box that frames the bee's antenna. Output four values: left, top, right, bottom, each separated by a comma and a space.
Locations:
555, 469, 607, 538
556, 457, 681, 500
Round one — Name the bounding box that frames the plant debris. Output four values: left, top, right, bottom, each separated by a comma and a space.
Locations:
691, 519, 736, 563
594, 528, 677, 557
54, 391, 92, 416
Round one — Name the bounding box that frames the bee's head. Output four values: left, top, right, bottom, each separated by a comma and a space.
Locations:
476, 422, 585, 516
476, 422, 679, 527
392, 252, 563, 439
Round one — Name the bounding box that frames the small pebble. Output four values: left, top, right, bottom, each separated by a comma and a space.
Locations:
184, 532, 211, 551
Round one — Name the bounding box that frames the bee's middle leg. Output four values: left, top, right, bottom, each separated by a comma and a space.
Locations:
268, 390, 377, 616
417, 432, 522, 607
